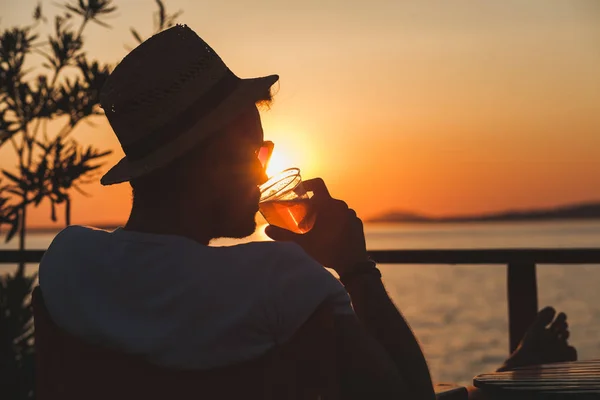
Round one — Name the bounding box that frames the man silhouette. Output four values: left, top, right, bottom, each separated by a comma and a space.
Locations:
39, 25, 575, 399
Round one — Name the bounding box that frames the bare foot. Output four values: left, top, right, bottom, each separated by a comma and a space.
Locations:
497, 306, 577, 371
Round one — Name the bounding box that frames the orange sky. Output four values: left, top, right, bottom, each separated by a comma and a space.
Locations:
1, 0, 600, 228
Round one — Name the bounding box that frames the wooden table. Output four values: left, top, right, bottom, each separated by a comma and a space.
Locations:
473, 359, 600, 399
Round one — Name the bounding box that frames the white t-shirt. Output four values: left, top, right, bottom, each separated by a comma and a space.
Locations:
39, 226, 353, 369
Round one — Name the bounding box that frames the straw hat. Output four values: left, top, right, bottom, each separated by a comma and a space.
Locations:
99, 24, 279, 186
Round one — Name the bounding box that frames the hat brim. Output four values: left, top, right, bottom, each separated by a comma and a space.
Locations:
100, 74, 278, 186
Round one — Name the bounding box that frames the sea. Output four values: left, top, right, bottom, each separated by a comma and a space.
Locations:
2, 220, 600, 386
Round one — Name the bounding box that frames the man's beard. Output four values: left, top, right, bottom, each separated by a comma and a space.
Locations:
212, 202, 258, 239
221, 215, 257, 239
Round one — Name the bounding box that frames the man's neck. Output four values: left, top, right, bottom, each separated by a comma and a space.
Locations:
124, 204, 214, 245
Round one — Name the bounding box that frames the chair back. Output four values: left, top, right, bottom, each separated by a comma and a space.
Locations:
32, 286, 339, 400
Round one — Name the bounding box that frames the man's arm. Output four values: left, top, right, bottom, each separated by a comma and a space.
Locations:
343, 272, 435, 399
333, 312, 410, 399
265, 178, 435, 399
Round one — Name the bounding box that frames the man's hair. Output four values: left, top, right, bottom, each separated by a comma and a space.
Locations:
130, 88, 275, 206
254, 83, 276, 110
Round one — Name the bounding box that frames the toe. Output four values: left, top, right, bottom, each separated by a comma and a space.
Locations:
533, 306, 557, 331
551, 312, 567, 327
551, 313, 568, 334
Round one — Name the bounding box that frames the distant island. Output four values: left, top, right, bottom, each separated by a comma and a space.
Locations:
26, 200, 600, 232
367, 201, 600, 224
28, 223, 121, 234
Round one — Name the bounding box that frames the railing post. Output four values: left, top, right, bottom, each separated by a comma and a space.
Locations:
507, 262, 538, 354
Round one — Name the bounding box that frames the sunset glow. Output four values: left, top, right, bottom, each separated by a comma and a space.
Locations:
1, 0, 599, 229
265, 150, 289, 178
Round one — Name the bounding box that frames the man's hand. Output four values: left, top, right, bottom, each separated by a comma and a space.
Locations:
266, 179, 437, 399
264, 178, 369, 275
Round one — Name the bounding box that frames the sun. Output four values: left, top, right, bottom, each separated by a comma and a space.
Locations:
260, 131, 319, 178
265, 150, 289, 177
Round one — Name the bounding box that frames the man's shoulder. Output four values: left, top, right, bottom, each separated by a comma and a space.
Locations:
232, 240, 308, 256
39, 226, 116, 289
44, 225, 110, 254
227, 241, 317, 267
55, 224, 110, 238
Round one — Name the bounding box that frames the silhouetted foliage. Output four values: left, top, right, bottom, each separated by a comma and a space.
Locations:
131, 0, 182, 44
0, 179, 19, 242
0, 272, 37, 400
0, 1, 182, 399
0, 1, 117, 269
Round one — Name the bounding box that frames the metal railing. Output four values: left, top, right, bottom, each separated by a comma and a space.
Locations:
3, 248, 600, 354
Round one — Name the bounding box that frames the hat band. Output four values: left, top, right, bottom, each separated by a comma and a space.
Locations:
123, 70, 240, 161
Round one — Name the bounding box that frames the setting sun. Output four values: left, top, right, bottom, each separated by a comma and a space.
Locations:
260, 123, 323, 181
265, 150, 289, 177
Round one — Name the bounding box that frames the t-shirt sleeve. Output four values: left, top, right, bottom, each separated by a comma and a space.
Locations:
263, 242, 354, 343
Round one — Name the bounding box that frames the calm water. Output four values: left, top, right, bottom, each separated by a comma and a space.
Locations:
2, 220, 600, 385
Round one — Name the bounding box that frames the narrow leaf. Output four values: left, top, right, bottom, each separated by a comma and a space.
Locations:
130, 28, 143, 44
2, 170, 22, 185
6, 217, 20, 243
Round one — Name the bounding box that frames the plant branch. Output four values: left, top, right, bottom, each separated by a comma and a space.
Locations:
43, 118, 49, 142
49, 65, 63, 89
57, 121, 75, 139
30, 117, 42, 141
9, 136, 22, 163
27, 118, 43, 166
11, 87, 29, 145
75, 18, 89, 41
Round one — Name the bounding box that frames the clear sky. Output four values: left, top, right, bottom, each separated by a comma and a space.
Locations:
2, 0, 600, 227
